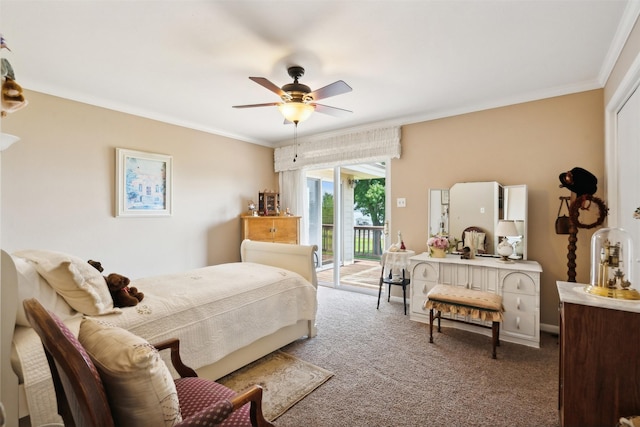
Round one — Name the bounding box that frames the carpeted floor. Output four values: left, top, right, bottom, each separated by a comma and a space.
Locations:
276, 285, 560, 427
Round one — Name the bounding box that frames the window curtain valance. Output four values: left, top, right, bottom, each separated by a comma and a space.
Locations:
274, 126, 401, 172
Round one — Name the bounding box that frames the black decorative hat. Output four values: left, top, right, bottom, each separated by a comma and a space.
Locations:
559, 167, 597, 196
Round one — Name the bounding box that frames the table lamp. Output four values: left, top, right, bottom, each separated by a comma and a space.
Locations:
495, 220, 519, 262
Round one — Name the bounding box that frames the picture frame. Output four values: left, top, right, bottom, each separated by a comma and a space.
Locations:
116, 148, 172, 217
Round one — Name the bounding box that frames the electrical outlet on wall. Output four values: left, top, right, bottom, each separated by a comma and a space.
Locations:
397, 198, 406, 208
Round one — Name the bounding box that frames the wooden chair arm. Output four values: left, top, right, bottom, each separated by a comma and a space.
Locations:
152, 338, 198, 378
230, 385, 274, 427
154, 339, 274, 426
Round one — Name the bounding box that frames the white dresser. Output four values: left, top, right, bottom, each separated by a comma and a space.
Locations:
409, 253, 542, 348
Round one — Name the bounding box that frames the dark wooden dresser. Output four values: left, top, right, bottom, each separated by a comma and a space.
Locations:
557, 281, 640, 427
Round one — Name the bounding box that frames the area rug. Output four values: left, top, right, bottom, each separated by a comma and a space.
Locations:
218, 350, 333, 421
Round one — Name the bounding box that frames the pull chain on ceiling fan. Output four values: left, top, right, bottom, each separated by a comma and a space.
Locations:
232, 66, 352, 124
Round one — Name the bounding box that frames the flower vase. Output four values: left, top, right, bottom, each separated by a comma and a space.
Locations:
429, 247, 446, 258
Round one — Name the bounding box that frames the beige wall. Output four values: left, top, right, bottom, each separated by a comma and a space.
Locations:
1, 90, 277, 278
1, 88, 607, 327
390, 89, 605, 328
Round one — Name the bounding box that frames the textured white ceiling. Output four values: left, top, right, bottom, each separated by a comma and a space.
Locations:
1, 0, 636, 146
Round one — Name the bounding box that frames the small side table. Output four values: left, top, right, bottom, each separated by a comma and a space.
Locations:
377, 250, 415, 315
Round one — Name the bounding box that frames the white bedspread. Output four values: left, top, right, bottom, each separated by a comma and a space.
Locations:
13, 262, 317, 427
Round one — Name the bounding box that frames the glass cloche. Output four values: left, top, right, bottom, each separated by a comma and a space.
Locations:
585, 227, 640, 300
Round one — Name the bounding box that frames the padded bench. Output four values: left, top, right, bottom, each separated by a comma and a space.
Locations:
424, 284, 505, 359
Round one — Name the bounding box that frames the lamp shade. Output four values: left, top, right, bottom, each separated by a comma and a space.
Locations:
495, 220, 519, 237
278, 102, 314, 123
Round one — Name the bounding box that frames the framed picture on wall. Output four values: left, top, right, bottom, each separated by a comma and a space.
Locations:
116, 148, 173, 217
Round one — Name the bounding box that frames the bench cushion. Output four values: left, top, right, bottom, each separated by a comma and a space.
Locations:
424, 284, 504, 322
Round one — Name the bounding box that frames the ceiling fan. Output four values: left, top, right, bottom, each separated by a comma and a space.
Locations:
233, 66, 352, 124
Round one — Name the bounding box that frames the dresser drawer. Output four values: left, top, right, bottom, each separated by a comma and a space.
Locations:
411, 294, 430, 315
412, 280, 437, 298
502, 311, 536, 337
502, 272, 536, 295
502, 292, 536, 314
412, 262, 439, 283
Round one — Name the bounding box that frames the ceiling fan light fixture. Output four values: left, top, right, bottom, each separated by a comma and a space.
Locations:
278, 102, 314, 123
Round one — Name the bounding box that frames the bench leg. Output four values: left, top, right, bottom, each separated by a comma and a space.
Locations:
429, 309, 434, 343
437, 310, 441, 332
491, 321, 499, 359
376, 278, 383, 310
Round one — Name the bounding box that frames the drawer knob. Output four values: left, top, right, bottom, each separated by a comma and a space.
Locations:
516, 316, 521, 329
517, 297, 521, 310
516, 279, 521, 290
423, 284, 428, 294
422, 269, 427, 278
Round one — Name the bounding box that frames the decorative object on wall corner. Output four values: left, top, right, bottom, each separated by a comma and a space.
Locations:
558, 166, 608, 283
115, 148, 173, 217
1, 34, 28, 118
634, 207, 640, 219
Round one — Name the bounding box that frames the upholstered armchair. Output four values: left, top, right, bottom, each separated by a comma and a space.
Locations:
23, 298, 274, 427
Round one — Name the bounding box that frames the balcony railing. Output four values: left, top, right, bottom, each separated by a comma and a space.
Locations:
322, 224, 384, 260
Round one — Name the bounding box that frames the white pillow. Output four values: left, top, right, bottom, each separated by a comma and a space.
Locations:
13, 249, 117, 316
13, 256, 77, 326
78, 318, 182, 427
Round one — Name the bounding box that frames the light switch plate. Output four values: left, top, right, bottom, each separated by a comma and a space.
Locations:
397, 198, 406, 208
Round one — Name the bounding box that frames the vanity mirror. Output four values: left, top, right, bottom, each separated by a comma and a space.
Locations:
429, 182, 528, 260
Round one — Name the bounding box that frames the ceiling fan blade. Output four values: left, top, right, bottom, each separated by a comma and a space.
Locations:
313, 103, 352, 117
232, 102, 281, 109
249, 77, 286, 98
308, 80, 352, 101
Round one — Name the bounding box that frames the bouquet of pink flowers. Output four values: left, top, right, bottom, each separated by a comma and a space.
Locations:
427, 235, 450, 250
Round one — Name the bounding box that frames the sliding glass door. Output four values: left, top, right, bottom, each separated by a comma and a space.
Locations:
306, 162, 387, 292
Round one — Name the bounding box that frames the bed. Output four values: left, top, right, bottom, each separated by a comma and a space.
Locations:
0, 239, 318, 427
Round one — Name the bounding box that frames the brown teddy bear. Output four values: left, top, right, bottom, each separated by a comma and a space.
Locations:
88, 260, 144, 308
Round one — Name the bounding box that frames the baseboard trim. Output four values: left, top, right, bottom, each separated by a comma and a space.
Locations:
541, 322, 559, 335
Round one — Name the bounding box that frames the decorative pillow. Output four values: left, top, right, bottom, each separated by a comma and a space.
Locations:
13, 249, 117, 315
13, 256, 77, 326
464, 231, 486, 252
78, 318, 182, 427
